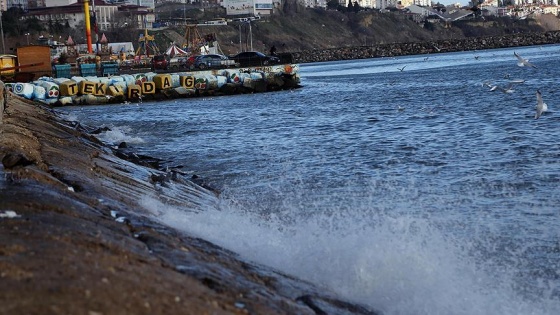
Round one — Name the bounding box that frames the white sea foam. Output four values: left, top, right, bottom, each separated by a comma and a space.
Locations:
0, 210, 21, 218
139, 192, 560, 315
97, 126, 145, 145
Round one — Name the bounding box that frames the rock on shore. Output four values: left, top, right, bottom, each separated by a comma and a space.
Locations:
0, 87, 380, 314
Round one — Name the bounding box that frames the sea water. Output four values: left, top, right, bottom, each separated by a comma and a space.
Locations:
61, 44, 560, 315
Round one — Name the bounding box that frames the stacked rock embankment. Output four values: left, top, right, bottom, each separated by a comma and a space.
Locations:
292, 31, 560, 63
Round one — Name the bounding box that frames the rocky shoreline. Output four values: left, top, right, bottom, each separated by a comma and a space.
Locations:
0, 86, 380, 314
292, 30, 560, 63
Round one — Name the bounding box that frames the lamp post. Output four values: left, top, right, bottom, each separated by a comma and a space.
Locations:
0, 9, 5, 54
238, 23, 242, 52
248, 21, 252, 51
25, 33, 30, 45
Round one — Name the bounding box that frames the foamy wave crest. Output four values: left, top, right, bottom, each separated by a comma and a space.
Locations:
138, 193, 560, 315
97, 126, 145, 145
59, 112, 79, 122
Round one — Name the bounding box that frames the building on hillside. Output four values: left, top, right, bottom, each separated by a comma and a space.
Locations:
413, 0, 430, 6
24, 0, 119, 32
28, 0, 46, 7
407, 4, 435, 16
6, 0, 29, 10
542, 5, 559, 15
23, 0, 155, 35
44, 0, 76, 6
302, 0, 327, 8
254, 0, 274, 13
117, 4, 155, 29
105, 0, 155, 9
399, 0, 414, 8
223, 0, 274, 16
359, 0, 376, 9
375, 0, 398, 10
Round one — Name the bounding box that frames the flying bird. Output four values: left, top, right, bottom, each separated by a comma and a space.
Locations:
535, 90, 548, 119
514, 52, 537, 68
397, 65, 406, 72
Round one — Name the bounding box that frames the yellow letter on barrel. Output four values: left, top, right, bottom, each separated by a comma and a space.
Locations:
128, 84, 141, 99
79, 81, 95, 95
59, 81, 78, 96
93, 82, 107, 96
141, 81, 155, 94
107, 85, 124, 97
153, 74, 172, 90
180, 75, 195, 89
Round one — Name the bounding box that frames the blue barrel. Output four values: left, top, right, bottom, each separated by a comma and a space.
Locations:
80, 63, 97, 77
54, 64, 71, 78
101, 63, 119, 76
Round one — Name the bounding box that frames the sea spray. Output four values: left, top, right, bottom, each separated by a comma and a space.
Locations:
139, 191, 560, 315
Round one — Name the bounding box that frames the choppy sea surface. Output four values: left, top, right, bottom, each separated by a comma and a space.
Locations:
61, 45, 560, 315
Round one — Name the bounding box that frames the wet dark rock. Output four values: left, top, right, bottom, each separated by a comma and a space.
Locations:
90, 126, 111, 134
297, 295, 381, 315
1, 153, 33, 169
191, 174, 220, 195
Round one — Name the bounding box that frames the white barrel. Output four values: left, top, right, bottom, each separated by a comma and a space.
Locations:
37, 80, 60, 98
53, 78, 71, 85
170, 74, 181, 88
225, 70, 241, 84
113, 81, 128, 93
98, 77, 111, 85
133, 73, 147, 85
71, 76, 86, 84
13, 83, 34, 99
121, 74, 136, 86
58, 96, 74, 106
145, 72, 156, 82
110, 76, 125, 85
32, 85, 46, 100
216, 75, 227, 88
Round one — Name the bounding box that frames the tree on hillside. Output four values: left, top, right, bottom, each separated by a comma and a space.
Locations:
2, 7, 25, 36
353, 1, 361, 12
347, 0, 353, 11
282, 0, 304, 15
327, 0, 339, 10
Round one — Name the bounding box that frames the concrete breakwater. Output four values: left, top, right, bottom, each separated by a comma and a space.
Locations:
292, 30, 560, 63
5, 64, 300, 107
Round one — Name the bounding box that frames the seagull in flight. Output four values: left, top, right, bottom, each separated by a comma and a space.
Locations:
514, 52, 537, 68
535, 90, 548, 119
397, 65, 406, 72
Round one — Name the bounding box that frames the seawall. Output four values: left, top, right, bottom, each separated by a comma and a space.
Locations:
7, 64, 300, 107
292, 30, 560, 63
0, 86, 380, 314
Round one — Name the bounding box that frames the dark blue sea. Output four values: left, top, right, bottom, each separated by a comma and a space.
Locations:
61, 45, 560, 315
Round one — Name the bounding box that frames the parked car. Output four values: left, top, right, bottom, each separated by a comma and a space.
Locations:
192, 54, 235, 70
229, 51, 280, 67
152, 54, 168, 70
168, 56, 190, 69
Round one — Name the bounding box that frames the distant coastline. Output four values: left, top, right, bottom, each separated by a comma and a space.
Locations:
291, 30, 560, 63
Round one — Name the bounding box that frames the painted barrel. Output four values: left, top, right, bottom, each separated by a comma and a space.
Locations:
0, 54, 17, 76
13, 83, 34, 99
